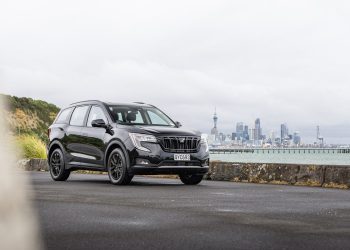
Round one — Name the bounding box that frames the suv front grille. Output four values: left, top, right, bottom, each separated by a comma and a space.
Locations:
158, 136, 200, 153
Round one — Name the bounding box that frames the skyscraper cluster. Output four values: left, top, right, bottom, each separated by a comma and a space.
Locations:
231, 120, 301, 146
209, 110, 305, 147
231, 118, 266, 146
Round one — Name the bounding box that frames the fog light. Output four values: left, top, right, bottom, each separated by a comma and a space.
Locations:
136, 158, 150, 165
203, 159, 209, 166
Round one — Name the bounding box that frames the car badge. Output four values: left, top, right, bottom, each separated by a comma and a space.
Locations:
179, 138, 185, 143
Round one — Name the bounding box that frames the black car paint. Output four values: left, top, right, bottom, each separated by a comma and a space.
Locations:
48, 101, 209, 176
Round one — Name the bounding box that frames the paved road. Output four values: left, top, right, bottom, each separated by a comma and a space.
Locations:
28, 172, 350, 250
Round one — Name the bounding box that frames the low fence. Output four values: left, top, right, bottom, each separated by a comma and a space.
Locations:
205, 161, 350, 189
210, 148, 350, 154
18, 159, 350, 189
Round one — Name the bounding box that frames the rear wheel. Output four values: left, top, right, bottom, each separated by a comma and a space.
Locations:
107, 148, 133, 185
49, 148, 70, 181
179, 174, 203, 185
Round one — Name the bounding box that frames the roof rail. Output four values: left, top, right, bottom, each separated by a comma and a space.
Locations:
70, 100, 102, 105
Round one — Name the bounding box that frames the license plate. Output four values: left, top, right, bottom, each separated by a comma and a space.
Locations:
174, 154, 190, 161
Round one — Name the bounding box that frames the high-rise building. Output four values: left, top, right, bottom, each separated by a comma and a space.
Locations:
269, 130, 276, 145
231, 132, 237, 140
219, 132, 225, 142
293, 131, 301, 145
280, 123, 289, 141
248, 128, 256, 141
235, 122, 244, 140
243, 125, 249, 140
254, 118, 262, 140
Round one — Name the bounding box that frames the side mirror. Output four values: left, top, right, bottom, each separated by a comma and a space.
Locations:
175, 121, 182, 128
91, 119, 107, 128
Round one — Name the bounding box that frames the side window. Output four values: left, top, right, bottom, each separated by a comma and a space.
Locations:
55, 108, 73, 124
87, 106, 108, 127
69, 106, 89, 126
147, 110, 169, 125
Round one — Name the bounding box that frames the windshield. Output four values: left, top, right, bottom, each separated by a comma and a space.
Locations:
108, 105, 176, 127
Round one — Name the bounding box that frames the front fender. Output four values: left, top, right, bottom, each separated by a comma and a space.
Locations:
104, 139, 130, 171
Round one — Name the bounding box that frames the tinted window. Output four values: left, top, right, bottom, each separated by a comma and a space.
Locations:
55, 108, 73, 124
147, 110, 169, 125
69, 106, 89, 126
87, 106, 108, 127
129, 110, 144, 124
108, 105, 175, 126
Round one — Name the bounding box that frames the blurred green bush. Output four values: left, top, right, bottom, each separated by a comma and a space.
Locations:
16, 135, 47, 159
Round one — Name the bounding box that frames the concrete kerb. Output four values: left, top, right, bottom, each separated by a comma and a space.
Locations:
17, 159, 350, 189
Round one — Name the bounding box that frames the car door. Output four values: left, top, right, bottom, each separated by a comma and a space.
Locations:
65, 105, 90, 166
79, 105, 110, 168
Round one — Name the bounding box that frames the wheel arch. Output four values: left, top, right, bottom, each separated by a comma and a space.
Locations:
48, 140, 67, 166
104, 140, 130, 171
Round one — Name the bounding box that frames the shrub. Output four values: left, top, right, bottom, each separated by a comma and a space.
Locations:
16, 135, 47, 159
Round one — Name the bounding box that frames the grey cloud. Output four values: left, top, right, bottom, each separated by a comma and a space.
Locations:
1, 0, 349, 143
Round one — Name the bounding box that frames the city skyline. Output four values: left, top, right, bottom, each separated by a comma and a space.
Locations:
207, 109, 345, 145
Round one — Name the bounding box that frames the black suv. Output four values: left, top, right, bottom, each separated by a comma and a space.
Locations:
47, 100, 209, 185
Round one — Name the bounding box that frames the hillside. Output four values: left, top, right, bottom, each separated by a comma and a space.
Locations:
1, 94, 60, 142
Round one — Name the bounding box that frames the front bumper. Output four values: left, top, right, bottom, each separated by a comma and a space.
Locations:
130, 165, 209, 175
126, 141, 210, 175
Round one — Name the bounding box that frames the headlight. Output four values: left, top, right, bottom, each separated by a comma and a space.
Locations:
129, 133, 157, 152
200, 134, 209, 152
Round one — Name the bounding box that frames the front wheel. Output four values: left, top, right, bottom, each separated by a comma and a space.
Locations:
107, 148, 133, 185
49, 148, 70, 181
179, 174, 203, 185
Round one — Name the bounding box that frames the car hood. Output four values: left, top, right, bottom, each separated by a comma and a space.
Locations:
135, 126, 201, 137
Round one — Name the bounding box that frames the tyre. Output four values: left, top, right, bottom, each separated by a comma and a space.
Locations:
107, 148, 133, 185
49, 148, 71, 181
179, 174, 204, 185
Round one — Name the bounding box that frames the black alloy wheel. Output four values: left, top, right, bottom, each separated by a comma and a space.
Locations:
107, 148, 133, 185
49, 148, 70, 181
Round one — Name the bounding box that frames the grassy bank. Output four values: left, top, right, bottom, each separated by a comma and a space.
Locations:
15, 135, 47, 159
1, 93, 60, 143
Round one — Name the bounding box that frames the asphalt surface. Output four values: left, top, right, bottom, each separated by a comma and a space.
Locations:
28, 172, 350, 250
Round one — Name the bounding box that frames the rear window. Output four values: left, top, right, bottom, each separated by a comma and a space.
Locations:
55, 108, 73, 124
69, 106, 89, 126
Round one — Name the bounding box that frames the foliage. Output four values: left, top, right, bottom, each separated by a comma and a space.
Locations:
16, 135, 47, 159
1, 93, 60, 142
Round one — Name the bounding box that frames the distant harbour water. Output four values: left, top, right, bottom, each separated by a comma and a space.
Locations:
209, 148, 350, 166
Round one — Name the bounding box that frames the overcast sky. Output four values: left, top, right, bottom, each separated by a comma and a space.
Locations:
1, 0, 349, 143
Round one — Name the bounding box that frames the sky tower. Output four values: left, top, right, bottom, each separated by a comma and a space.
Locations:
211, 108, 219, 138
316, 125, 324, 146
213, 108, 218, 128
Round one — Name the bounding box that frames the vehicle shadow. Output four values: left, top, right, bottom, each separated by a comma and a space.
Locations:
129, 180, 184, 187
68, 176, 186, 186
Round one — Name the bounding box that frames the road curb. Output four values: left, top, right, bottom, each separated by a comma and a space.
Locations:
17, 159, 350, 189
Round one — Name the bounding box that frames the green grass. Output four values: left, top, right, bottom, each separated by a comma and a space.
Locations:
16, 135, 47, 159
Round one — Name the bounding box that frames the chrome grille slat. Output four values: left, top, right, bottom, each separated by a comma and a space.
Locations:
158, 136, 200, 153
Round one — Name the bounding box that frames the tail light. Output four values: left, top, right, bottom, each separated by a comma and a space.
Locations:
47, 128, 51, 138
